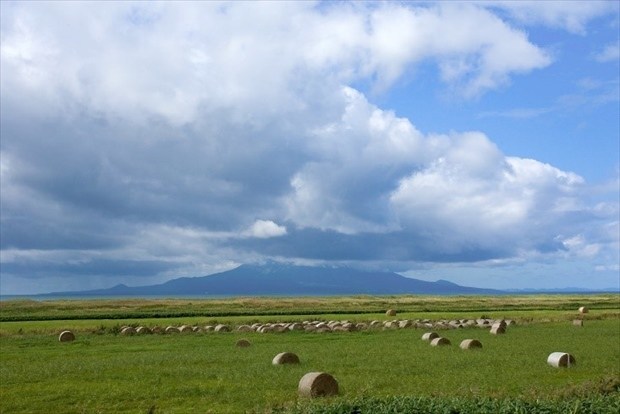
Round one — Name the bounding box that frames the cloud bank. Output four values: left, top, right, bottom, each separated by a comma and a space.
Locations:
1, 1, 618, 293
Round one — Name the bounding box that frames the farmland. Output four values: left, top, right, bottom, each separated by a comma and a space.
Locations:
0, 294, 619, 413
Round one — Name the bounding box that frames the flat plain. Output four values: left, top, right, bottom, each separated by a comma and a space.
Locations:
0, 294, 619, 413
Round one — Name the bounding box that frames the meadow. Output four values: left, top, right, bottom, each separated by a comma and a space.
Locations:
0, 294, 619, 413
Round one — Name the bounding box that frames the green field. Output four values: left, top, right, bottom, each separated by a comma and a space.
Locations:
1, 295, 619, 413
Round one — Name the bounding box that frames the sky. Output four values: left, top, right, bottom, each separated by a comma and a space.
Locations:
1, 1, 618, 295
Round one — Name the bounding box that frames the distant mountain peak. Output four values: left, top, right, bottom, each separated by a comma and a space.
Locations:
38, 263, 502, 297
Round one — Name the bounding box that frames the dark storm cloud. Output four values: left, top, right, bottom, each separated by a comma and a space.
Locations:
1, 258, 178, 279
227, 225, 517, 263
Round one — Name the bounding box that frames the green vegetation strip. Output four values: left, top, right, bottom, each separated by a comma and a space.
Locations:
1, 294, 619, 321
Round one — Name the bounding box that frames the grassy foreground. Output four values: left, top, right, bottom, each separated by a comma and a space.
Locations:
0, 295, 619, 413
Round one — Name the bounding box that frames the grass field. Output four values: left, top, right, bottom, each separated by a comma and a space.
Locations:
0, 295, 619, 413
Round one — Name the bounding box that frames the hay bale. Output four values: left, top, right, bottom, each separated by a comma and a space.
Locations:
399, 320, 412, 328
573, 319, 584, 327
430, 337, 451, 346
58, 330, 75, 342
490, 324, 506, 335
179, 325, 193, 333
136, 326, 151, 334
151, 326, 163, 334
237, 325, 253, 332
547, 352, 576, 368
385, 309, 397, 316
236, 339, 251, 348
578, 306, 589, 314
289, 323, 304, 331
272, 352, 300, 365
421, 332, 439, 341
383, 321, 398, 329
460, 339, 482, 349
121, 326, 136, 335
214, 324, 230, 332
165, 326, 180, 334
298, 372, 339, 398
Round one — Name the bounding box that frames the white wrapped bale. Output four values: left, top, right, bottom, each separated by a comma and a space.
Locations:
459, 339, 482, 349
547, 352, 575, 367
421, 332, 439, 341
430, 337, 451, 346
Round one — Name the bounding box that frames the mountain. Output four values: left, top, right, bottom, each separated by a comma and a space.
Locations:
39, 263, 503, 297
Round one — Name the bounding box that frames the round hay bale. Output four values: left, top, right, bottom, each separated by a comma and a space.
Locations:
573, 319, 584, 327
298, 372, 339, 398
237, 325, 253, 332
460, 339, 482, 349
136, 326, 151, 334
578, 306, 589, 314
430, 337, 451, 346
272, 352, 300, 365
179, 325, 193, 333
385, 309, 397, 317
289, 323, 304, 331
383, 321, 398, 329
165, 326, 180, 334
151, 326, 163, 334
421, 332, 439, 341
399, 320, 412, 328
214, 324, 230, 333
493, 320, 507, 328
490, 325, 506, 335
547, 352, 576, 368
236, 339, 251, 348
121, 326, 136, 335
58, 330, 75, 342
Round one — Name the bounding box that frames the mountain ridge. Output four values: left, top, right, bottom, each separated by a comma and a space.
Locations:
36, 263, 504, 297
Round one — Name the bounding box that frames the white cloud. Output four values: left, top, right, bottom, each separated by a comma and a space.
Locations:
0, 0, 553, 125
595, 42, 620, 62
484, 1, 616, 34
244, 220, 287, 239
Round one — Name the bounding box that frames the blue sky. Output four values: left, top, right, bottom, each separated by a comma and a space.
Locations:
1, 1, 618, 295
